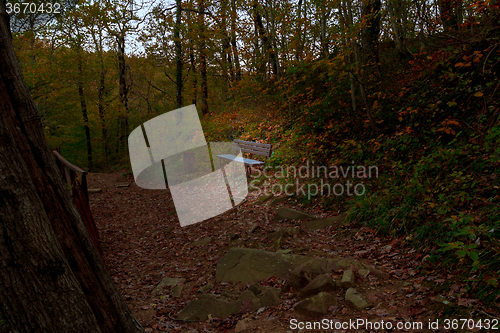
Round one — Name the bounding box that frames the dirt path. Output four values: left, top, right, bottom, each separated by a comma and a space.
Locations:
87, 171, 493, 332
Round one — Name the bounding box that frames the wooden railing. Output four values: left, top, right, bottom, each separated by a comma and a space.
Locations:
52, 151, 102, 256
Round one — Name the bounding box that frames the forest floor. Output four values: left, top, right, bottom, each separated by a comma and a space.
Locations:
87, 171, 497, 333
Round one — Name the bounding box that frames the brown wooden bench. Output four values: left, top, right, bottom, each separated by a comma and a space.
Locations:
217, 139, 273, 177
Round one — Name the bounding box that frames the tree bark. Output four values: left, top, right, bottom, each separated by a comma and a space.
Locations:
339, 0, 357, 115
253, 0, 278, 80
187, 4, 197, 105
75, 42, 93, 170
220, 0, 233, 83
0, 2, 143, 332
346, 0, 379, 131
361, 0, 381, 68
295, 0, 303, 61
116, 32, 129, 153
230, 0, 241, 81
319, 2, 329, 58
175, 0, 183, 108
89, 18, 109, 164
98, 50, 109, 163
389, 0, 412, 59
198, 0, 208, 115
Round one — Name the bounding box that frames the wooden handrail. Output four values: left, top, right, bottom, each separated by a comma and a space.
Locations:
52, 151, 88, 203
51, 150, 101, 256
52, 151, 86, 173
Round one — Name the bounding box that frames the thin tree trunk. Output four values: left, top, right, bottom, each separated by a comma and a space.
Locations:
266, 0, 280, 79
191, 53, 197, 105
175, 0, 183, 108
116, 33, 129, 153
252, 1, 265, 79
98, 54, 108, 163
198, 0, 208, 115
187, 4, 197, 105
295, 0, 303, 61
253, 7, 263, 78
230, 0, 241, 81
90, 25, 109, 164
253, 0, 278, 79
361, 0, 381, 68
319, 2, 328, 58
389, 0, 412, 59
0, 3, 143, 331
75, 43, 93, 170
221, 0, 232, 83
347, 0, 379, 131
340, 0, 357, 115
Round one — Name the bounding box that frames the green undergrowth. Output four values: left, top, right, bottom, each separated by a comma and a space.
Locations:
344, 42, 500, 304
204, 38, 500, 305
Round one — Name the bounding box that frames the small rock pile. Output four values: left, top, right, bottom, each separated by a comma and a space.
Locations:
175, 246, 387, 320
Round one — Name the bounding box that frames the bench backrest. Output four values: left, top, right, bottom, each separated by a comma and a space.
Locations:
233, 139, 272, 158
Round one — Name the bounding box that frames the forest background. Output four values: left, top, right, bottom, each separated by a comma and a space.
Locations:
8, 0, 500, 308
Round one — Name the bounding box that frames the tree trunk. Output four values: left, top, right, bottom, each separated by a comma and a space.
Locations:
175, 0, 183, 108
252, 7, 263, 78
186, 3, 197, 105
0, 3, 143, 332
266, 0, 280, 79
230, 0, 241, 81
340, 0, 357, 116
319, 2, 328, 58
361, 0, 381, 68
90, 24, 109, 164
116, 33, 129, 153
198, 0, 208, 115
98, 52, 109, 163
389, 0, 411, 59
253, 0, 278, 80
295, 0, 303, 61
76, 43, 93, 170
220, 0, 233, 83
346, 0, 379, 131
252, 1, 263, 78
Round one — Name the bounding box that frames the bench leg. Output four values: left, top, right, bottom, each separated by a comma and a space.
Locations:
246, 165, 251, 178
220, 164, 236, 206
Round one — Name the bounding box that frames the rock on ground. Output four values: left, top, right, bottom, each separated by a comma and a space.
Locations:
345, 288, 371, 310
274, 207, 317, 221
295, 292, 338, 316
300, 274, 337, 298
302, 213, 347, 230
151, 277, 185, 295
217, 248, 380, 284
216, 248, 311, 283
177, 294, 241, 321
177, 285, 280, 321
341, 269, 356, 288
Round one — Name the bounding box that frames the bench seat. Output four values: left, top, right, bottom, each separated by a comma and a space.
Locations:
216, 140, 272, 176
216, 154, 264, 166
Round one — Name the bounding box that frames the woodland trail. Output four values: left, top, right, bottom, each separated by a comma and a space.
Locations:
88, 171, 496, 333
